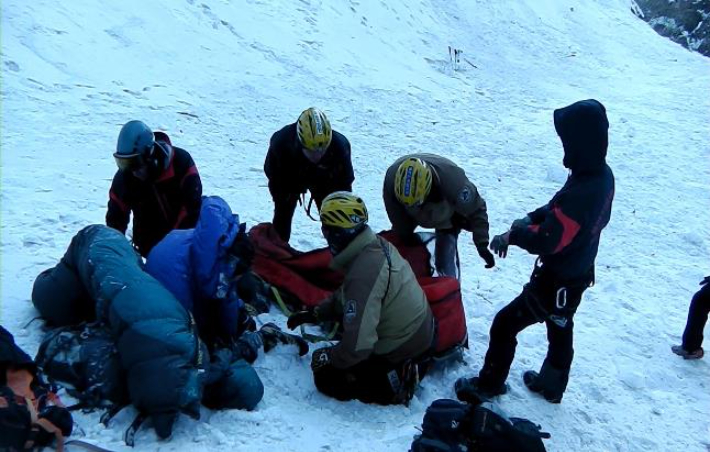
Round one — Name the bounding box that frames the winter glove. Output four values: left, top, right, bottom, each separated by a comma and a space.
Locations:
230, 225, 255, 272
311, 347, 332, 372
701, 276, 710, 286
476, 243, 495, 268
511, 216, 532, 231
490, 232, 511, 258
287, 310, 318, 330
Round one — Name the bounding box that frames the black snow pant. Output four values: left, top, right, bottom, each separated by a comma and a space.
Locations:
478, 267, 589, 395
313, 355, 416, 405
434, 228, 459, 279
682, 282, 710, 351
270, 183, 351, 243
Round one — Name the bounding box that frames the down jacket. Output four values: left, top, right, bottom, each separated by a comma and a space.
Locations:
32, 225, 205, 439
146, 196, 249, 348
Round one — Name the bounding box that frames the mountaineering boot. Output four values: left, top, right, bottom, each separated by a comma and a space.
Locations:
671, 345, 704, 360
523, 361, 569, 403
258, 323, 309, 356
392, 360, 421, 405
454, 376, 507, 405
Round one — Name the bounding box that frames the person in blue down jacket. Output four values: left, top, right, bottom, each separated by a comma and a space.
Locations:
145, 196, 308, 409
456, 99, 615, 404
31, 225, 205, 439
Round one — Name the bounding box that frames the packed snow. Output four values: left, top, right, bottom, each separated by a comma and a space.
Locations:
2, 0, 709, 450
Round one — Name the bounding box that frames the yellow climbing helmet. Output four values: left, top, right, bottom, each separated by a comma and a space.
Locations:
297, 107, 333, 153
319, 191, 368, 229
394, 157, 432, 206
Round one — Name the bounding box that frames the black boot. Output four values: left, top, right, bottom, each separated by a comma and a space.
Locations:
258, 323, 309, 356
523, 361, 569, 403
454, 376, 507, 405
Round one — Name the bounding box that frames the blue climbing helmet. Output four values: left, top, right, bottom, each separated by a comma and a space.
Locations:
114, 120, 155, 171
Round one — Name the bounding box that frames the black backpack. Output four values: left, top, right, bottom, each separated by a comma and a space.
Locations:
410, 399, 550, 452
34, 323, 128, 410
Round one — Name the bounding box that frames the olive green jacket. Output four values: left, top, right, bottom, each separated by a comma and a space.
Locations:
315, 227, 434, 369
383, 153, 490, 247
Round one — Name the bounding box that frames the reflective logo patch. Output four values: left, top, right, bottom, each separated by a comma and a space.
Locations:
458, 187, 472, 203
404, 167, 414, 196
314, 113, 323, 134
344, 299, 358, 323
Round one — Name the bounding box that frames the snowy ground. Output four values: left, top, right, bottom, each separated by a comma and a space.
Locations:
2, 0, 709, 450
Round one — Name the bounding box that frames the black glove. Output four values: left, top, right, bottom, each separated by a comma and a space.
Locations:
311, 347, 332, 372
476, 244, 495, 268
511, 216, 532, 231
490, 232, 510, 258
229, 226, 255, 271
287, 310, 317, 330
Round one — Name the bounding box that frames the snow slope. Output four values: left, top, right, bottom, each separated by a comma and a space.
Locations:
2, 0, 709, 450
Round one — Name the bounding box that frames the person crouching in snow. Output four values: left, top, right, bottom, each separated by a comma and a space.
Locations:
287, 192, 434, 405
146, 196, 308, 410
383, 154, 495, 279
671, 277, 709, 360
456, 99, 615, 404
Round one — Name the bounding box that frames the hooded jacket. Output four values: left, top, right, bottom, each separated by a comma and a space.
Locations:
107, 132, 202, 257
510, 99, 615, 283
146, 196, 249, 348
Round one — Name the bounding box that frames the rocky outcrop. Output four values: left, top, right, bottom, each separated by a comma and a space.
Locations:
633, 0, 710, 57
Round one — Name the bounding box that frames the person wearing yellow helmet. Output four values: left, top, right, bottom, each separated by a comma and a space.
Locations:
264, 108, 354, 243
287, 192, 434, 405
383, 154, 494, 278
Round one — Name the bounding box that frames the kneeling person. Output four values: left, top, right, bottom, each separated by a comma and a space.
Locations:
288, 192, 434, 405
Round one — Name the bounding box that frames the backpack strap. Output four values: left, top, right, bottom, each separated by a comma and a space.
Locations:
377, 238, 392, 302
301, 193, 319, 222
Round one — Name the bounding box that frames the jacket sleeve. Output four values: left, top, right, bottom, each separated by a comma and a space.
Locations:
106, 172, 130, 234
338, 137, 355, 188
527, 204, 551, 224
264, 134, 291, 196
383, 173, 416, 236
175, 158, 202, 229
327, 257, 389, 369
509, 192, 582, 256
451, 183, 490, 247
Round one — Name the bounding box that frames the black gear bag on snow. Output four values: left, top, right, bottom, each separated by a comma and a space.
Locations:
410, 399, 549, 452
34, 323, 129, 410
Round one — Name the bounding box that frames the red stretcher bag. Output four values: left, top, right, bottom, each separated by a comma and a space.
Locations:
419, 276, 468, 354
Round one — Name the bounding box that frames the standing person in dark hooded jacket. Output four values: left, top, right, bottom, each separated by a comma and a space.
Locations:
456, 99, 615, 404
107, 120, 202, 257
264, 108, 354, 242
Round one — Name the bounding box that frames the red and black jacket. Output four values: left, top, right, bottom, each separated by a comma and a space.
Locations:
510, 100, 615, 284
106, 136, 202, 257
